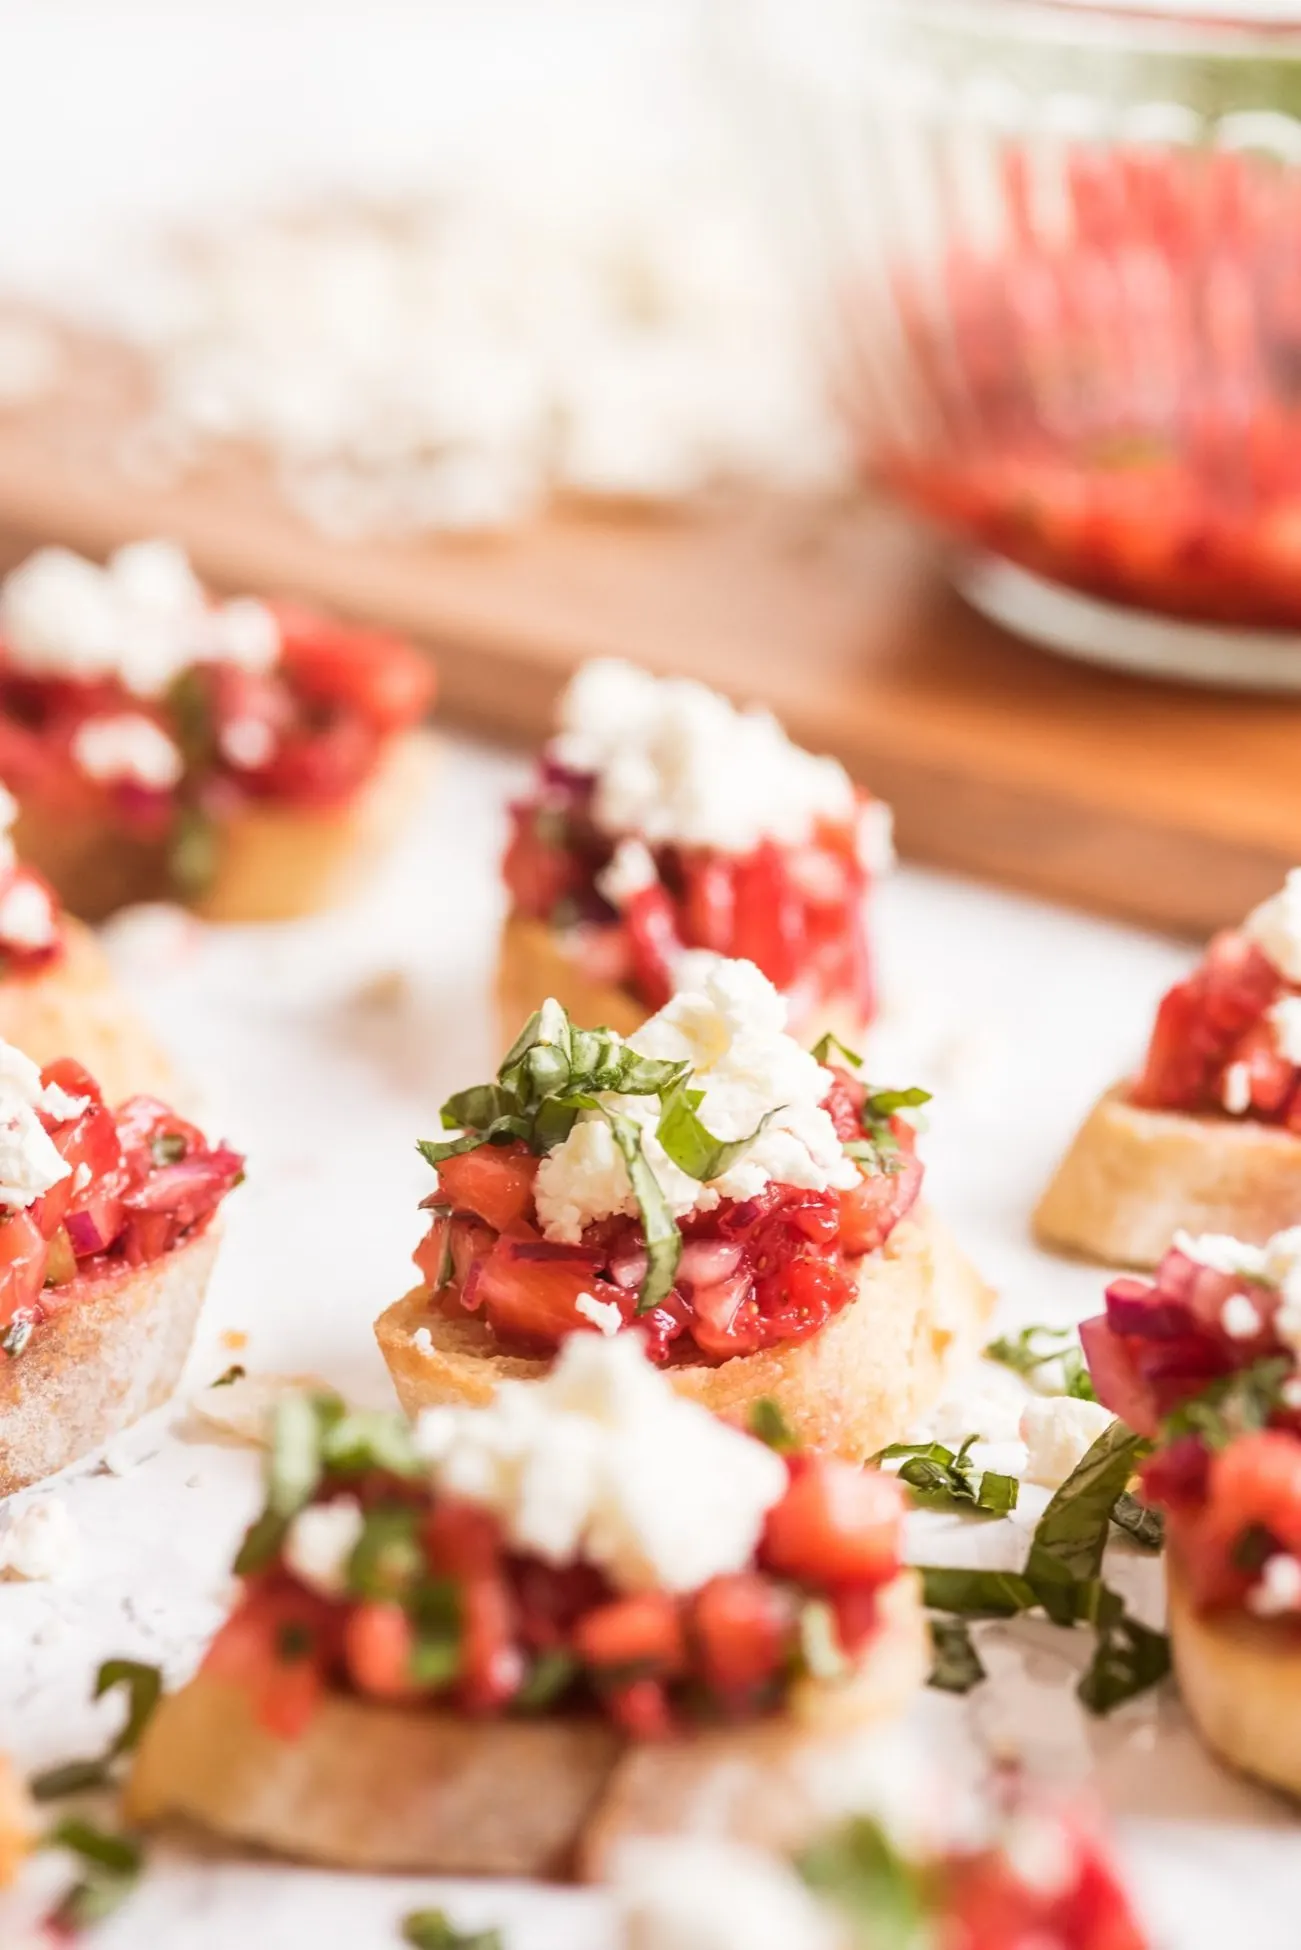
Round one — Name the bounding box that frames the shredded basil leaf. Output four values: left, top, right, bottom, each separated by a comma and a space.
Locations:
985, 1323, 1096, 1400
864, 1086, 932, 1120
874, 1436, 1019, 1517
1, 1310, 34, 1358
799, 1816, 929, 1950
44, 1819, 144, 1935
918, 1568, 1037, 1617
1024, 1420, 1149, 1619
600, 1107, 681, 1312
928, 1614, 986, 1693
1162, 1357, 1291, 1451
748, 1396, 799, 1452
656, 1078, 779, 1183
345, 1508, 424, 1601
810, 1032, 864, 1070
168, 803, 220, 900
1112, 1491, 1165, 1552
513, 1648, 579, 1711
402, 1911, 504, 1950
31, 1660, 163, 1802
1077, 1594, 1172, 1715
210, 1363, 246, 1388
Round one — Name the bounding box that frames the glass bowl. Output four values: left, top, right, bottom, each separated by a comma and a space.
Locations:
741, 0, 1301, 687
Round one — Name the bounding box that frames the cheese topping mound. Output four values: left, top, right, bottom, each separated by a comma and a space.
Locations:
414, 1331, 787, 1594
0, 1040, 85, 1212
71, 712, 184, 791
551, 659, 859, 856
1244, 870, 1301, 986
0, 877, 55, 952
532, 958, 858, 1243
0, 540, 279, 700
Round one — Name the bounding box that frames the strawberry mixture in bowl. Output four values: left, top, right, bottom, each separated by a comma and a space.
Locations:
410, 959, 926, 1369
502, 660, 891, 1041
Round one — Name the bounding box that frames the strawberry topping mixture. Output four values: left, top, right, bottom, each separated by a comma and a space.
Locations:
504, 768, 880, 1025
865, 142, 1301, 630
1084, 1235, 1301, 1619
1128, 927, 1297, 1124
207, 1402, 906, 1741
415, 1065, 923, 1365
0, 1059, 243, 1359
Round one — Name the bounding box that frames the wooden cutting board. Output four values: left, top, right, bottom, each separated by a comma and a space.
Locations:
0, 315, 1298, 938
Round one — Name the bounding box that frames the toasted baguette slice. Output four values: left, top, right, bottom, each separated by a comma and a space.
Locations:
0, 916, 176, 1105
0, 1221, 221, 1494
1168, 1553, 1301, 1799
376, 1208, 994, 1463
11, 731, 432, 924
124, 1569, 924, 1877
497, 914, 871, 1054
1034, 1081, 1301, 1269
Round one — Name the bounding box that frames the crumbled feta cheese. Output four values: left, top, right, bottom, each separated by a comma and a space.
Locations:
411, 1326, 433, 1355
71, 712, 184, 791
1177, 1225, 1301, 1365
1018, 1397, 1114, 1489
1001, 1813, 1075, 1898
1173, 1230, 1268, 1280
413, 1332, 786, 1594
1248, 1552, 1301, 1617
595, 836, 659, 910
0, 540, 280, 699
71, 1163, 91, 1193
1244, 870, 1301, 985
1221, 1293, 1263, 1340
533, 958, 858, 1242
283, 1496, 365, 1598
1221, 1060, 1252, 1116
0, 878, 55, 951
552, 660, 864, 856
219, 716, 277, 771
575, 1291, 623, 1336
0, 1039, 80, 1210
1270, 996, 1301, 1067
617, 1838, 838, 1950
928, 1373, 1027, 1448
1284, 1377, 1301, 1412
1, 1497, 78, 1580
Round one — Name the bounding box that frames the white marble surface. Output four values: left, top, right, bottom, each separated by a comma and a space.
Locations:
1, 732, 1300, 1948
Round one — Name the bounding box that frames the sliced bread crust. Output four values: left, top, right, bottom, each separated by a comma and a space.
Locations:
1168, 1553, 1301, 1800
0, 916, 176, 1105
0, 1221, 221, 1493
124, 1569, 925, 1877
11, 731, 432, 923
1034, 1082, 1301, 1269
375, 1208, 994, 1463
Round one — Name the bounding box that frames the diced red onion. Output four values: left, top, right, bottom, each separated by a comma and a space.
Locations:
609, 1249, 649, 1291
676, 1239, 744, 1288
65, 1208, 113, 1256
1104, 1276, 1194, 1341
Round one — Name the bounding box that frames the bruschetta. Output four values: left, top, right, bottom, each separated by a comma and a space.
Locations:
499, 658, 892, 1050
1084, 1225, 1301, 1795
0, 1040, 243, 1492
376, 956, 991, 1460
126, 1334, 927, 1877
0, 782, 174, 1105
615, 1781, 1149, 1950
1036, 873, 1301, 1265
0, 539, 434, 921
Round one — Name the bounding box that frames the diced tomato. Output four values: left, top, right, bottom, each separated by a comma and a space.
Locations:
691, 1574, 792, 1694
624, 883, 680, 1012
277, 614, 434, 732
1079, 1314, 1160, 1439
342, 1602, 420, 1701
501, 804, 587, 919
837, 1129, 923, 1256
202, 1584, 331, 1740
0, 1211, 48, 1331
474, 1237, 606, 1344
682, 853, 737, 952
762, 1458, 904, 1588
413, 1213, 451, 1290
457, 1573, 522, 1713
422, 1499, 501, 1580
604, 1676, 674, 1739
1192, 1430, 1301, 1608
1229, 1018, 1295, 1117
435, 1142, 540, 1233
729, 842, 806, 993
573, 1595, 686, 1675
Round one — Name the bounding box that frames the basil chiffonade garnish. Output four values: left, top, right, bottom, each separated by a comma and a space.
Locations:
985, 1323, 1097, 1402
917, 1418, 1171, 1715
30, 1660, 163, 1803
43, 1818, 145, 1935
417, 1002, 924, 1316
